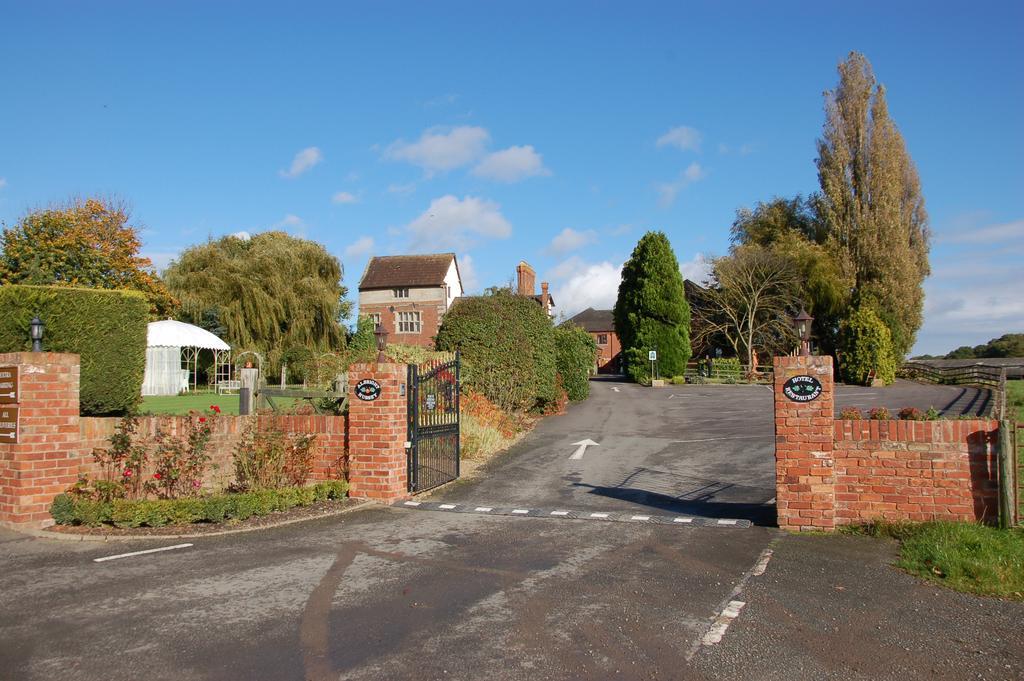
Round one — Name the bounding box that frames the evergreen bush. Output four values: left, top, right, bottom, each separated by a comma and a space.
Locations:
0, 284, 148, 414
554, 323, 597, 402
436, 289, 557, 412
838, 305, 897, 385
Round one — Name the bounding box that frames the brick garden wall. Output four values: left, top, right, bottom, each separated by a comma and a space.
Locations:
774, 354, 1003, 531
833, 419, 999, 524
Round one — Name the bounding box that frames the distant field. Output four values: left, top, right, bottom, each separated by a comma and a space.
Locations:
138, 393, 301, 415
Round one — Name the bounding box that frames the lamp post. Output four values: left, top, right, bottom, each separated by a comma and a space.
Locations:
30, 316, 44, 352
374, 324, 389, 363
792, 308, 814, 356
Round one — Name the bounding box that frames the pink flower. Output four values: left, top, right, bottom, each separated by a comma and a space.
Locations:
153, 473, 162, 480
192, 480, 201, 488
123, 469, 132, 477
199, 417, 207, 423
210, 405, 221, 414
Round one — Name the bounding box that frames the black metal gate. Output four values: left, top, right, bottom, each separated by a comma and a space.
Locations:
407, 352, 460, 492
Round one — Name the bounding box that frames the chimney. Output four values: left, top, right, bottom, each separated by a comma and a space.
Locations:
516, 261, 536, 297
541, 282, 551, 314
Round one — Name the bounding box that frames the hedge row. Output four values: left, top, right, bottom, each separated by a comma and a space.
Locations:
554, 324, 597, 401
50, 480, 348, 528
436, 289, 559, 412
0, 284, 148, 414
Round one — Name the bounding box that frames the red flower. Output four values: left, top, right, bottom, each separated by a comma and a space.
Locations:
123, 469, 132, 477
210, 405, 221, 414
199, 417, 207, 423
153, 473, 162, 480
192, 480, 201, 488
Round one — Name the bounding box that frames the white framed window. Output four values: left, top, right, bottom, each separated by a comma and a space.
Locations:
597, 334, 608, 345
393, 288, 410, 298
396, 311, 421, 333
368, 313, 381, 327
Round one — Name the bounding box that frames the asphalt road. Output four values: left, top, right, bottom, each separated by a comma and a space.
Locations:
1, 378, 1020, 680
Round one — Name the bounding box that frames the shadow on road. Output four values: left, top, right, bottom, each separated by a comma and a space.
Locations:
571, 481, 778, 526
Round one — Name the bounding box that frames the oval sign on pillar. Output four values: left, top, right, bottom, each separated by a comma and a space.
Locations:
355, 378, 383, 401
782, 375, 823, 402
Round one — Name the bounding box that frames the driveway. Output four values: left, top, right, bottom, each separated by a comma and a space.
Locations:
1, 378, 1020, 680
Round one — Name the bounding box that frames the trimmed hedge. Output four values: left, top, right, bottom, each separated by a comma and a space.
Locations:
436, 289, 557, 412
554, 323, 597, 402
0, 284, 148, 414
50, 480, 348, 528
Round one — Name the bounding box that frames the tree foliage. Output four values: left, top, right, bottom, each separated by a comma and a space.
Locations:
838, 304, 897, 385
614, 231, 691, 382
436, 289, 558, 412
694, 246, 801, 366
816, 52, 930, 359
554, 323, 597, 402
943, 334, 1024, 360
0, 197, 177, 316
164, 232, 349, 372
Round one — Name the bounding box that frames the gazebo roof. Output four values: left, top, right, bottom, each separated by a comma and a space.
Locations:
147, 320, 230, 351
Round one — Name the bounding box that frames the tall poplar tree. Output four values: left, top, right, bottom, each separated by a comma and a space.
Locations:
816, 52, 930, 359
613, 231, 691, 382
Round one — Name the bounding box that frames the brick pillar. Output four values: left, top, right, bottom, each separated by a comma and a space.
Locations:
0, 353, 83, 528
773, 355, 835, 531
346, 363, 410, 503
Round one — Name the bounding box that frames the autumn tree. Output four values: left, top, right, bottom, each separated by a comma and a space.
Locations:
694, 246, 801, 366
816, 52, 930, 359
613, 231, 691, 382
164, 232, 349, 372
0, 197, 177, 316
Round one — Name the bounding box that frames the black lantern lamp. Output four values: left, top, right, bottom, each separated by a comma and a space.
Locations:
30, 316, 44, 352
374, 324, 389, 362
792, 308, 814, 356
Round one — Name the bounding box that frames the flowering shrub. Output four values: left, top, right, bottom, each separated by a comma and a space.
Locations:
232, 423, 318, 491
839, 407, 863, 420
146, 408, 216, 499
898, 407, 924, 421
868, 407, 891, 420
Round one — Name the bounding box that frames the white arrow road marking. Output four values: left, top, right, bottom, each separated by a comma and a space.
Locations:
569, 439, 600, 460
611, 386, 621, 392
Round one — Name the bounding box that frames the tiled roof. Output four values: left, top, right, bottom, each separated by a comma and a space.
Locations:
567, 308, 615, 332
359, 253, 456, 290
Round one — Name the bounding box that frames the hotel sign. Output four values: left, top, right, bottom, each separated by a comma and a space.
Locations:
0, 366, 18, 404
0, 405, 18, 444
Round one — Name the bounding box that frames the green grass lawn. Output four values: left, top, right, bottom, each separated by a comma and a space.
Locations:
140, 393, 241, 415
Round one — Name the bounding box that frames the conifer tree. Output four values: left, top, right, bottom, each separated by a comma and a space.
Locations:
816, 52, 930, 359
613, 231, 691, 382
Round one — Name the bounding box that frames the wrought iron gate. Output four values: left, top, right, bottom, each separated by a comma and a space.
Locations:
407, 352, 460, 492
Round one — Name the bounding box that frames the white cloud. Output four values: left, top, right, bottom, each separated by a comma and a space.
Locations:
546, 228, 597, 255
550, 259, 623, 319
405, 195, 512, 252
472, 145, 550, 182
387, 181, 418, 196
458, 253, 479, 293
0, 177, 7, 189
279, 147, 323, 178
332, 191, 359, 204
679, 253, 712, 284
273, 214, 305, 233
657, 125, 702, 152
656, 162, 706, 207
938, 219, 1024, 245
230, 231, 251, 240
140, 251, 179, 273
384, 126, 490, 173
344, 236, 375, 258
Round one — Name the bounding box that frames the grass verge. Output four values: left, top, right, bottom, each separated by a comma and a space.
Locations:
1007, 380, 1023, 519
842, 520, 1024, 600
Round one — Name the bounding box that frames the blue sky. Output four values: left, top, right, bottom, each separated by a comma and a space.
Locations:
1, 1, 1021, 355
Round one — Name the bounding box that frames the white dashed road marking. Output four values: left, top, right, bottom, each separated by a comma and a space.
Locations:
512, 509, 529, 515
631, 515, 651, 521
439, 504, 457, 509
94, 544, 193, 563
403, 501, 421, 506
673, 517, 694, 523
474, 507, 493, 512
392, 502, 752, 528
550, 510, 569, 516
590, 513, 609, 518
701, 600, 746, 645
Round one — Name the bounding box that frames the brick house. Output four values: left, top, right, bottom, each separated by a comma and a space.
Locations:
358, 253, 463, 348
567, 307, 622, 374
515, 261, 554, 317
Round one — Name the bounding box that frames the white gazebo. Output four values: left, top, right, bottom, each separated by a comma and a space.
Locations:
141, 320, 231, 396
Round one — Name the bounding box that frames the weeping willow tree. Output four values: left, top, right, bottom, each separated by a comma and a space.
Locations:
164, 232, 349, 371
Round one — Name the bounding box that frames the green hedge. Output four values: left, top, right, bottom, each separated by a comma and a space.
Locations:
839, 305, 897, 386
0, 284, 148, 414
436, 289, 558, 412
554, 323, 597, 402
710, 357, 742, 378
50, 480, 348, 528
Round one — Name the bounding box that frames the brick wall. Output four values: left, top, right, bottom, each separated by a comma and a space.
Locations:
346, 362, 410, 502
774, 354, 1003, 531
834, 419, 999, 524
